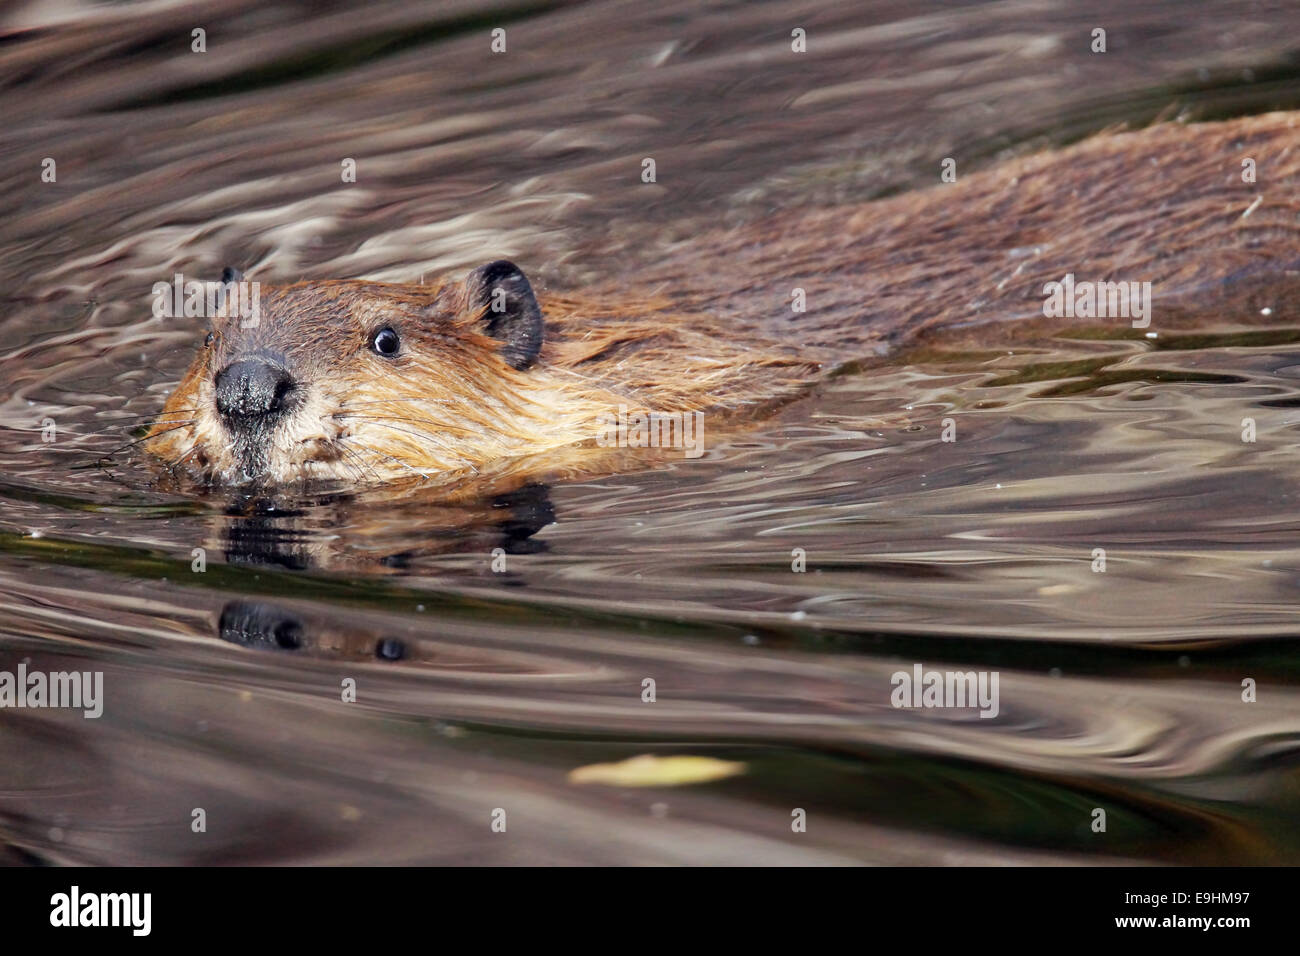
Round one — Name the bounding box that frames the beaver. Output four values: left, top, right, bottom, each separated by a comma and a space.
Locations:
146, 111, 1300, 486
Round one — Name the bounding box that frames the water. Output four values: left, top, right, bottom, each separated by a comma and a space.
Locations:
3, 0, 1300, 864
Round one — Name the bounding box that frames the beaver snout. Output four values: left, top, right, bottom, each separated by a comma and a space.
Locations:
214, 358, 296, 427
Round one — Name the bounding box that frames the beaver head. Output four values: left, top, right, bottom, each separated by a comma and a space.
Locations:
145, 260, 609, 485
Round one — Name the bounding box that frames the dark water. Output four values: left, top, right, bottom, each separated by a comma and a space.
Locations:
4, 0, 1300, 864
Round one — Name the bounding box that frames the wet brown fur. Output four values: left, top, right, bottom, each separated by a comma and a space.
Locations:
148, 111, 1300, 486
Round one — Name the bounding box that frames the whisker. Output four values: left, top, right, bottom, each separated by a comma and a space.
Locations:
79, 408, 200, 428
336, 418, 479, 475
325, 448, 361, 484
165, 442, 203, 475
337, 436, 433, 481
334, 441, 381, 483
333, 416, 468, 456
106, 408, 199, 420
332, 416, 449, 447
337, 398, 455, 409
334, 412, 477, 439
64, 416, 197, 442
97, 421, 194, 461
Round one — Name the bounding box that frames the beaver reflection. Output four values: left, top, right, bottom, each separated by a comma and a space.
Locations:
486, 482, 556, 555
219, 601, 306, 650
218, 482, 556, 572
222, 496, 314, 570
219, 601, 407, 662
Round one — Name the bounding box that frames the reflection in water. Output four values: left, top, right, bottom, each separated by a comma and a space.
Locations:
217, 482, 555, 571
3, 0, 1300, 864
219, 599, 408, 662
219, 601, 308, 652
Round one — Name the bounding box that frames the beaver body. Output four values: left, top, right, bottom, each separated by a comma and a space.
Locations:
147, 111, 1300, 486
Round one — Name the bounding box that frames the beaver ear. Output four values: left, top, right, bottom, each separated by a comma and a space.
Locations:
468, 260, 543, 369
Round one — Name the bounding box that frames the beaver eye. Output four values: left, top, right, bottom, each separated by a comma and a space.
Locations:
370, 327, 400, 357
204, 331, 214, 347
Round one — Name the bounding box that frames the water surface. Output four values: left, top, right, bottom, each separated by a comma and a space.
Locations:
3, 0, 1300, 864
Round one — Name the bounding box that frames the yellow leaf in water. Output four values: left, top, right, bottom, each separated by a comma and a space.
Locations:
568, 754, 746, 787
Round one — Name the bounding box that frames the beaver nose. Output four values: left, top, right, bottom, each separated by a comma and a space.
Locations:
214, 359, 295, 425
